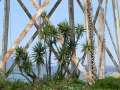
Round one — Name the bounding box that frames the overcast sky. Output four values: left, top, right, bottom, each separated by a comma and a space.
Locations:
0, 0, 120, 66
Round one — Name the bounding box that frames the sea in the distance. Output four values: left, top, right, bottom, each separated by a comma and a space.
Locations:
0, 56, 118, 82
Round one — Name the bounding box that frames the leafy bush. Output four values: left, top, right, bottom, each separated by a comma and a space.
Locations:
0, 71, 33, 90
84, 77, 120, 90
0, 79, 33, 90
33, 77, 88, 90
0, 70, 88, 90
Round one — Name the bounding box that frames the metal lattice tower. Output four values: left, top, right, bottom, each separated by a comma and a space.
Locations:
1, 0, 120, 84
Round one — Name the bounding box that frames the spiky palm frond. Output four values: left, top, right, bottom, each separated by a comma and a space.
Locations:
41, 24, 58, 44
81, 41, 93, 53
14, 47, 33, 74
57, 20, 71, 40
75, 24, 86, 41
67, 39, 77, 52
22, 60, 33, 75
32, 42, 46, 66
57, 45, 71, 67
14, 46, 25, 64
41, 11, 48, 24
41, 25, 51, 40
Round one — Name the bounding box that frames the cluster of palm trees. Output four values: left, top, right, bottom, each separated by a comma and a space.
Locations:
5, 19, 94, 84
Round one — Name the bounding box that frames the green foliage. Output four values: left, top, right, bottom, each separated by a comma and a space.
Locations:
75, 23, 86, 40
57, 45, 70, 67
0, 71, 33, 90
5, 20, 88, 89
14, 46, 25, 64
57, 20, 71, 40
8, 80, 33, 90
33, 77, 88, 90
81, 40, 93, 53
52, 72, 64, 80
85, 77, 120, 89
21, 60, 33, 75
32, 42, 46, 66
41, 24, 58, 42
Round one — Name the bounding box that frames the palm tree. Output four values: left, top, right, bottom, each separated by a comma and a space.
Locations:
32, 42, 46, 80
40, 23, 51, 77
57, 20, 72, 78
84, 0, 96, 79
81, 41, 93, 55
46, 24, 58, 78
57, 45, 71, 79
21, 52, 33, 75
41, 23, 58, 78
6, 46, 25, 77
57, 20, 71, 45
75, 24, 86, 43
7, 47, 35, 83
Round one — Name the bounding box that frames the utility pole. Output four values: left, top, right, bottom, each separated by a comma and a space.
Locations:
2, 0, 10, 73
68, 0, 76, 78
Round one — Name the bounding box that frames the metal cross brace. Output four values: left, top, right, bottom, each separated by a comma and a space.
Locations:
0, 0, 51, 68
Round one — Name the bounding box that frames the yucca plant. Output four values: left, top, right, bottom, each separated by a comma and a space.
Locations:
81, 41, 93, 53
75, 23, 86, 43
57, 20, 71, 44
6, 46, 25, 77
32, 42, 46, 79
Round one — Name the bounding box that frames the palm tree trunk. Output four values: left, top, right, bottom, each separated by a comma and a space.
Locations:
84, 0, 96, 79
37, 65, 40, 80
48, 41, 52, 78
44, 41, 48, 78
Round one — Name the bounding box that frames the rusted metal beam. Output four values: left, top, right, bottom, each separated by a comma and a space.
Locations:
0, 0, 51, 69
32, 0, 93, 84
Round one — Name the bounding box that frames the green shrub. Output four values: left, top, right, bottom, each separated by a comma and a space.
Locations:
84, 77, 120, 90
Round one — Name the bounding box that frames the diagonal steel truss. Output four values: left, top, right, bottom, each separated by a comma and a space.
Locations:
0, 0, 51, 68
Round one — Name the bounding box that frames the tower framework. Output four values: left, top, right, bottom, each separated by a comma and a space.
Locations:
1, 0, 120, 84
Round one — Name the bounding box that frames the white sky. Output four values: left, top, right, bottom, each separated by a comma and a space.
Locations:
0, 0, 120, 66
